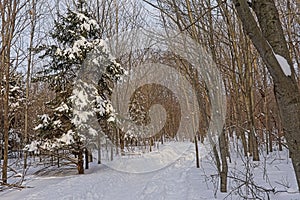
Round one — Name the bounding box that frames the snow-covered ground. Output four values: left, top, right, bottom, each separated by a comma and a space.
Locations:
1, 142, 300, 200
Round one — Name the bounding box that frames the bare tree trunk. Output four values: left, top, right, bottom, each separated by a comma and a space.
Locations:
2, 46, 10, 184
97, 132, 101, 164
24, 0, 36, 170
85, 148, 89, 169
110, 145, 113, 161
0, 0, 18, 183
219, 128, 228, 192
115, 126, 119, 155
262, 65, 273, 154
120, 133, 125, 155
0, 32, 3, 164
194, 135, 199, 168
77, 151, 84, 174
217, 1, 250, 157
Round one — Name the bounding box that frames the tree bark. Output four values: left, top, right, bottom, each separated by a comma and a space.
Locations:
233, 0, 300, 190
2, 43, 10, 184
97, 133, 101, 164
194, 135, 199, 168
0, 0, 18, 183
24, 0, 36, 170
219, 128, 228, 192
85, 148, 89, 169
0, 61, 2, 162
77, 151, 84, 174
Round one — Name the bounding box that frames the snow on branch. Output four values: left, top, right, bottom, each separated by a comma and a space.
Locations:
275, 54, 291, 76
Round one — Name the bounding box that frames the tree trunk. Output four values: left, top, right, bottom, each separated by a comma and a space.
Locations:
219, 129, 228, 192
0, 71, 2, 163
217, 1, 248, 156
85, 148, 89, 169
233, 0, 300, 190
263, 65, 273, 154
194, 135, 199, 168
0, 0, 17, 183
77, 151, 84, 174
110, 145, 113, 161
120, 133, 125, 155
89, 151, 93, 162
2, 54, 10, 184
24, 0, 36, 170
57, 150, 60, 168
97, 132, 101, 164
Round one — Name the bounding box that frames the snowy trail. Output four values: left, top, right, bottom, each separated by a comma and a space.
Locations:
2, 142, 300, 200
2, 143, 208, 200
139, 147, 194, 200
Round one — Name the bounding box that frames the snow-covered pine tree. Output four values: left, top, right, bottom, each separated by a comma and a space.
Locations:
7, 73, 25, 154
28, 0, 123, 174
0, 72, 25, 159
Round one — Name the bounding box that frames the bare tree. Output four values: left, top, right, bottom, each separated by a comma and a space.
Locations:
0, 0, 19, 183
233, 0, 300, 190
24, 0, 37, 170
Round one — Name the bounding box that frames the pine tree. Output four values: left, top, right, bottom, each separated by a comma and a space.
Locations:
0, 72, 25, 159
28, 0, 123, 174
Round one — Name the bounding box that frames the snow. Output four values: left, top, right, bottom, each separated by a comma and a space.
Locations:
53, 120, 61, 127
2, 141, 300, 200
54, 48, 62, 56
33, 124, 43, 131
106, 142, 192, 173
39, 140, 52, 150
75, 12, 88, 21
73, 11, 99, 32
34, 115, 51, 131
41, 114, 50, 123
88, 127, 98, 136
63, 38, 98, 60
72, 110, 91, 125
13, 173, 23, 178
94, 97, 114, 116
74, 12, 97, 28
55, 102, 69, 112
24, 141, 39, 152
71, 81, 98, 127
107, 116, 115, 122
275, 54, 292, 76
10, 86, 20, 92
288, 188, 299, 194
57, 130, 75, 145
10, 102, 19, 108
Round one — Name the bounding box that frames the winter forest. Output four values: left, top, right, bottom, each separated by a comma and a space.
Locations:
0, 0, 300, 199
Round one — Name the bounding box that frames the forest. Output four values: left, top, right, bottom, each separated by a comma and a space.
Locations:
0, 0, 300, 199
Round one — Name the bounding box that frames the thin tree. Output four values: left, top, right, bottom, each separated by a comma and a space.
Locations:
0, 0, 18, 184
24, 0, 37, 170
